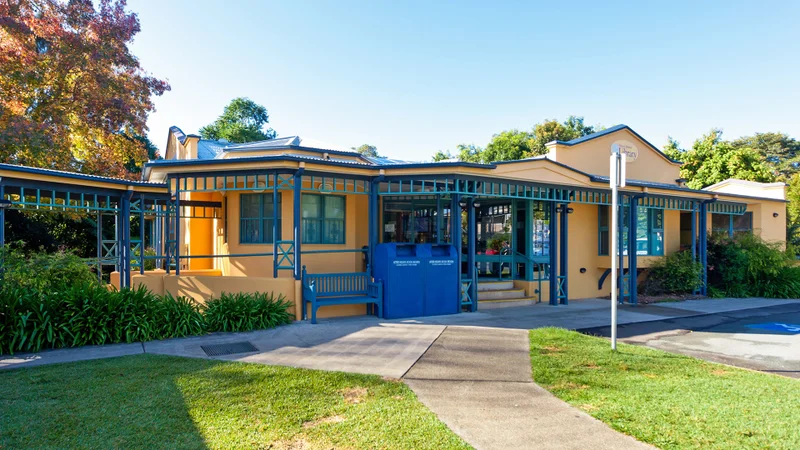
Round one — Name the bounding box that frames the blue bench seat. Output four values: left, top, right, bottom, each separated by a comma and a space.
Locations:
301, 266, 383, 324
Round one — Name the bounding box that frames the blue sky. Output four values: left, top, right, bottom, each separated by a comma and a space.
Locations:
129, 0, 800, 161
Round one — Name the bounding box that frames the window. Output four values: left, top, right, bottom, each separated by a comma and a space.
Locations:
302, 194, 345, 244
599, 206, 663, 256
712, 212, 753, 237
240, 193, 280, 244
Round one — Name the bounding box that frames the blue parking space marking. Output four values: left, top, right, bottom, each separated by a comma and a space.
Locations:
745, 322, 800, 334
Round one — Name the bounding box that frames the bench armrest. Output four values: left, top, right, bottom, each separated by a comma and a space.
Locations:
367, 280, 383, 299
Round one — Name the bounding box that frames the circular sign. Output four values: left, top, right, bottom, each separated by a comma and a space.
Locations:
611, 140, 638, 162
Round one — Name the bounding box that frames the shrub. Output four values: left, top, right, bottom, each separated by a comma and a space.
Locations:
205, 292, 294, 332
707, 232, 800, 298
154, 293, 206, 338
0, 244, 97, 292
0, 247, 295, 354
0, 283, 293, 355
641, 250, 703, 295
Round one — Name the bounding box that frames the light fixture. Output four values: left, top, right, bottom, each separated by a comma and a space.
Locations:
473, 202, 481, 208
459, 200, 467, 209
567, 207, 574, 214
773, 212, 779, 218
252, 181, 266, 193
0, 199, 12, 209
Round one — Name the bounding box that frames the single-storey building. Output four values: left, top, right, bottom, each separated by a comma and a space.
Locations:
0, 124, 786, 321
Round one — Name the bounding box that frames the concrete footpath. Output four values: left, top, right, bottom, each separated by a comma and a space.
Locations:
404, 326, 653, 450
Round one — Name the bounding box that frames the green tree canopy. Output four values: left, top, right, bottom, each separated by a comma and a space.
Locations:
730, 132, 800, 180
200, 97, 276, 143
455, 144, 483, 163
352, 144, 381, 158
677, 129, 776, 189
431, 150, 453, 162
482, 116, 600, 162
662, 136, 684, 162
482, 129, 534, 162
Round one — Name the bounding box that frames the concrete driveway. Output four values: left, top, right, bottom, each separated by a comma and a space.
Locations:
581, 302, 800, 378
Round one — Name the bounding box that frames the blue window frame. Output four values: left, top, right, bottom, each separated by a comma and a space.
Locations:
240, 193, 280, 244
712, 212, 753, 237
302, 194, 345, 244
598, 206, 663, 256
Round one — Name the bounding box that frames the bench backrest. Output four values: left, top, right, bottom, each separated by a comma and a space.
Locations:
303, 271, 370, 297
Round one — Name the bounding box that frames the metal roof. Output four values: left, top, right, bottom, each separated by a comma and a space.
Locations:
0, 163, 166, 187
197, 140, 227, 159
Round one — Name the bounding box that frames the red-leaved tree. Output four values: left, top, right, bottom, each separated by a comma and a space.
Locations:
0, 0, 169, 179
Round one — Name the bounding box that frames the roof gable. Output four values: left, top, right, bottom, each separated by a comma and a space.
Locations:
551, 124, 680, 165
547, 125, 682, 185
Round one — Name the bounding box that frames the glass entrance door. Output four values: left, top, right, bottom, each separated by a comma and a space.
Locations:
476, 201, 513, 279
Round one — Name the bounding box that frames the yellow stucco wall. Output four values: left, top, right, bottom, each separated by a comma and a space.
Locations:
745, 199, 786, 244
548, 128, 682, 185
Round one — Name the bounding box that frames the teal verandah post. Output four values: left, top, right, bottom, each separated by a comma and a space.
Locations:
293, 169, 304, 280
618, 194, 626, 303
120, 191, 132, 288
451, 194, 462, 310
559, 203, 568, 304
139, 193, 145, 275
466, 196, 477, 312
699, 201, 710, 296
175, 179, 181, 276
0, 184, 4, 249
548, 201, 558, 305
691, 202, 698, 294
628, 196, 638, 305
273, 173, 279, 278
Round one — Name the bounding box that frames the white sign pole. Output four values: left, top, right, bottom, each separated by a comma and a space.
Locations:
610, 151, 619, 351
609, 144, 626, 351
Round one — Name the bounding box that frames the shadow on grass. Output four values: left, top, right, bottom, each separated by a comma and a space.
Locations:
0, 354, 210, 449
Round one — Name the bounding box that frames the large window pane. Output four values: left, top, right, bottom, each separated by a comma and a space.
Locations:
324, 196, 345, 219
241, 194, 261, 218
598, 206, 664, 256
733, 212, 753, 235
302, 195, 321, 218
635, 209, 648, 255
650, 209, 664, 256
302, 194, 345, 244
712, 214, 730, 234
240, 194, 279, 244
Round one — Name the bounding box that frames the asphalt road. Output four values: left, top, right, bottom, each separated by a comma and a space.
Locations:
579, 302, 800, 378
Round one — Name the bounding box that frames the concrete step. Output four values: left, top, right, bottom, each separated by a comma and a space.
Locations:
477, 281, 515, 292
478, 298, 540, 309
478, 289, 526, 301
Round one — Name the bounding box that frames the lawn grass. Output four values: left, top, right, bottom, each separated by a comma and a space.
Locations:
530, 328, 800, 450
0, 354, 470, 449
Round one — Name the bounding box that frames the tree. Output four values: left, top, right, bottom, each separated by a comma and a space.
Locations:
432, 150, 453, 162
352, 144, 381, 158
0, 0, 170, 179
530, 117, 596, 156
483, 129, 534, 162
199, 97, 276, 143
678, 129, 776, 189
126, 133, 160, 173
455, 144, 483, 163
662, 136, 685, 162
731, 132, 800, 180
